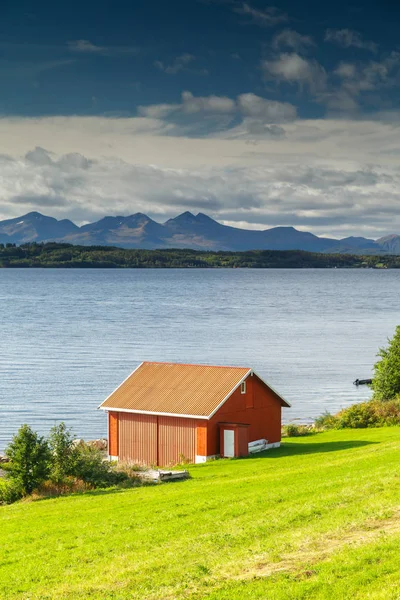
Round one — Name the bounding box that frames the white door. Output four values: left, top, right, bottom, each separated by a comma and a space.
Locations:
224, 429, 235, 457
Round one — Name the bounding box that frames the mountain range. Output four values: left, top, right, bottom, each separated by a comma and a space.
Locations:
1, 211, 400, 254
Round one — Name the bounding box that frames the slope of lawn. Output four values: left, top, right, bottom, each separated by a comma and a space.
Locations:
1, 427, 400, 600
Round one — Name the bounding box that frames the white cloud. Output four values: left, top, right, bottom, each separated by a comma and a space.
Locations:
237, 93, 297, 121
67, 40, 139, 56
334, 62, 357, 79
272, 29, 315, 53
0, 116, 400, 238
323, 52, 400, 110
325, 29, 378, 53
138, 92, 237, 119
352, 53, 400, 92
260, 46, 400, 113
319, 89, 359, 112
139, 91, 294, 120
138, 91, 296, 138
262, 37, 399, 113
68, 40, 105, 53
138, 103, 181, 119
262, 53, 327, 93
137, 91, 236, 128
234, 2, 287, 27
154, 54, 208, 76
25, 146, 54, 166
181, 91, 236, 114
227, 121, 286, 138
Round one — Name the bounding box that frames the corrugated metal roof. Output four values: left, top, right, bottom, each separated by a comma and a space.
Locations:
99, 362, 251, 417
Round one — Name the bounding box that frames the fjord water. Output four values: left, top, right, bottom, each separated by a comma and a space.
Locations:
1, 268, 399, 451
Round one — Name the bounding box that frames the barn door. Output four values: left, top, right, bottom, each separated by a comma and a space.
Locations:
118, 413, 157, 465
158, 417, 197, 466
223, 429, 235, 457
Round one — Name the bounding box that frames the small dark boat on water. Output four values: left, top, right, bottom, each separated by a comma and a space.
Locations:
353, 378, 373, 386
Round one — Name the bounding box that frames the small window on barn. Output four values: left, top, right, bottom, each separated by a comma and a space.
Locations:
241, 381, 246, 394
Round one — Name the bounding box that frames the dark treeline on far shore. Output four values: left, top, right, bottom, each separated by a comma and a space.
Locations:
1, 242, 400, 269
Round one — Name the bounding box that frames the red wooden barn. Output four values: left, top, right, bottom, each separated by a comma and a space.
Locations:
99, 361, 290, 465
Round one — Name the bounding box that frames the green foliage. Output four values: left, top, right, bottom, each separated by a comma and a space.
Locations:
314, 410, 338, 430
282, 424, 312, 437
1, 242, 400, 269
371, 397, 400, 425
0, 478, 23, 505
372, 325, 400, 401
2, 422, 136, 504
5, 425, 51, 495
315, 398, 400, 430
335, 402, 379, 429
73, 445, 127, 488
48, 423, 79, 488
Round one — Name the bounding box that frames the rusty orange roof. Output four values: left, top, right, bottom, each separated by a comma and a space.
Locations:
99, 361, 289, 418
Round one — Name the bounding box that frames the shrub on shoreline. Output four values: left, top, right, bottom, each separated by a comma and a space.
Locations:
0, 423, 141, 506
314, 411, 339, 430
314, 397, 400, 430
72, 444, 128, 488
282, 424, 314, 437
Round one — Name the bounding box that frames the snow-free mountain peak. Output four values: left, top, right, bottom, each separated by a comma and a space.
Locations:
0, 211, 399, 254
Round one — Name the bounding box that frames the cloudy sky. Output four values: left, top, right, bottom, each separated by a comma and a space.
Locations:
0, 0, 399, 238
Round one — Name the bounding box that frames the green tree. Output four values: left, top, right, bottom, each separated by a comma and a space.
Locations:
372, 325, 400, 401
5, 425, 51, 495
48, 422, 78, 487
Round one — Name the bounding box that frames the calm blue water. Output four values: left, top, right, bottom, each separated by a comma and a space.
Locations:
1, 268, 399, 451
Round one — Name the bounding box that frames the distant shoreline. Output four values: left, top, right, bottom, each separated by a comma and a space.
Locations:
1, 243, 399, 269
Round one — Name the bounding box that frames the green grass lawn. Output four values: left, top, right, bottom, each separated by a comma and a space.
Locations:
1, 428, 400, 600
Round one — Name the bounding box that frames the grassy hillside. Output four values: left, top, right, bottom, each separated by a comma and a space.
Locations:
1, 428, 400, 599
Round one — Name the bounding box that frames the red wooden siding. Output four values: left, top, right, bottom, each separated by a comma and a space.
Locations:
115, 413, 198, 466
196, 421, 208, 456
206, 373, 282, 456
158, 417, 197, 466
118, 413, 157, 465
219, 423, 249, 458
109, 373, 283, 464
245, 376, 254, 409
108, 412, 119, 457
237, 425, 249, 457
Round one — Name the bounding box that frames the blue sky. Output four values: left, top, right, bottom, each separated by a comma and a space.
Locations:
0, 0, 399, 237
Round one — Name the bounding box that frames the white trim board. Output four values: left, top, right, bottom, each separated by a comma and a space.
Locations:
99, 406, 208, 420
195, 455, 219, 463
